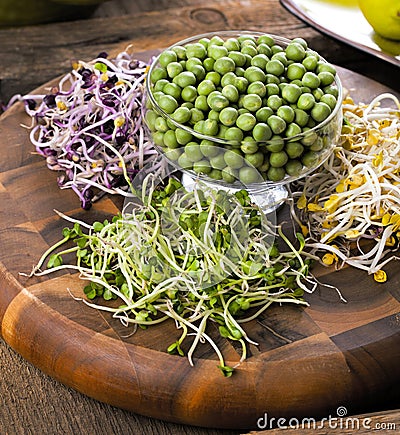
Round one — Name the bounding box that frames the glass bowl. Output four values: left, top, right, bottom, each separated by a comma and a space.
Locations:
143, 31, 343, 213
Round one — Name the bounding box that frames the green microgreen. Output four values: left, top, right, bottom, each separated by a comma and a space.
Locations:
28, 173, 316, 375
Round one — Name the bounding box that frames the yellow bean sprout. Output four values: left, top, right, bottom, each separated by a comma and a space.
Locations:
293, 92, 400, 281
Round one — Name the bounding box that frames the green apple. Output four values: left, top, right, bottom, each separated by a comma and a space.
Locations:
358, 0, 400, 40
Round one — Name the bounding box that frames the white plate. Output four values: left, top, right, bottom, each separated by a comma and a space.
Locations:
280, 0, 400, 67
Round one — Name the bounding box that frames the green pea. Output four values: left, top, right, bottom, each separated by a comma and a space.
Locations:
285, 141, 304, 158
301, 150, 320, 167
312, 87, 324, 100
320, 93, 337, 110
190, 107, 204, 123
281, 83, 302, 104
165, 148, 182, 161
244, 66, 266, 83
234, 76, 248, 93
302, 54, 318, 71
239, 166, 261, 184
269, 150, 288, 167
265, 73, 280, 85
221, 84, 240, 103
171, 45, 186, 59
172, 106, 191, 123
154, 116, 169, 132
158, 94, 178, 114
151, 91, 164, 103
166, 61, 184, 78
301, 129, 318, 146
267, 95, 283, 111
193, 159, 212, 174
271, 44, 284, 55
236, 112, 257, 131
266, 83, 280, 96
285, 122, 302, 138
311, 101, 331, 122
205, 71, 221, 86
190, 64, 206, 81
220, 72, 237, 87
302, 71, 320, 89
219, 107, 239, 126
173, 71, 197, 88
285, 159, 303, 177
257, 34, 275, 46
242, 94, 262, 112
241, 140, 258, 154
151, 130, 164, 147
285, 42, 306, 61
323, 85, 339, 98
197, 79, 216, 96
310, 137, 325, 151
252, 122, 272, 141
153, 78, 169, 92
214, 56, 236, 75
287, 63, 306, 81
177, 152, 193, 170
150, 67, 168, 83
194, 95, 209, 111
224, 149, 244, 169
318, 71, 335, 86
228, 50, 247, 67
145, 109, 158, 130
203, 57, 215, 71
247, 81, 266, 97
267, 166, 285, 181
163, 82, 181, 100
316, 62, 336, 75
208, 109, 220, 121
185, 57, 202, 70
208, 44, 229, 60
267, 115, 286, 134
181, 85, 197, 102
235, 67, 245, 77
241, 44, 258, 57
186, 42, 207, 59
251, 53, 269, 69
217, 124, 229, 138
294, 108, 309, 127
185, 142, 203, 162
297, 92, 315, 111
207, 91, 230, 111
158, 49, 178, 67
256, 106, 273, 122
224, 126, 244, 143
265, 59, 285, 76
200, 139, 220, 157
193, 120, 205, 134
221, 166, 237, 183
209, 168, 222, 180
163, 129, 179, 148
202, 119, 219, 136
224, 37, 241, 51
266, 135, 284, 152
292, 37, 308, 48
271, 51, 288, 66
245, 151, 264, 168
257, 43, 272, 56
175, 128, 192, 145
277, 105, 295, 123
210, 153, 226, 170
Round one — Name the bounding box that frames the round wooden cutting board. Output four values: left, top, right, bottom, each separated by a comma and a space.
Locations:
0, 55, 399, 431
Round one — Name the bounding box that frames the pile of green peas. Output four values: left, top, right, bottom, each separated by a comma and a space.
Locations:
145, 33, 340, 184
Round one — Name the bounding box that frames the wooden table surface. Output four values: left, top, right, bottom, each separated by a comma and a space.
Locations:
0, 1, 399, 434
